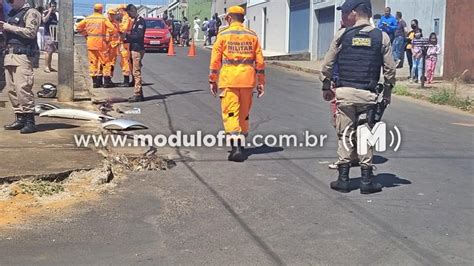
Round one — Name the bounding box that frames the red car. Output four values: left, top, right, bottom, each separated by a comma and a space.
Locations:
144, 18, 171, 52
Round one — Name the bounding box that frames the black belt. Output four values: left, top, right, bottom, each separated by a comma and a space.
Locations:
4, 47, 34, 56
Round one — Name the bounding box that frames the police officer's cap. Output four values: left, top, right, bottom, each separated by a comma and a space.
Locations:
337, 0, 372, 12
227, 6, 245, 16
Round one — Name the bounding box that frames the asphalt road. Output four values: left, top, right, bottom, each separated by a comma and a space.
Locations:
0, 45, 473, 265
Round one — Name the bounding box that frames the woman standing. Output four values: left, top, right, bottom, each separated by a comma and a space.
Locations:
405, 19, 422, 79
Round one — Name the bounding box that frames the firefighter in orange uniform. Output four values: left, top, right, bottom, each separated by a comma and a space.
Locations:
209, 6, 265, 162
102, 8, 121, 88
76, 3, 114, 88
117, 4, 133, 87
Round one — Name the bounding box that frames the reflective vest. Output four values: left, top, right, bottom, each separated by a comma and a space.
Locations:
76, 12, 113, 51
337, 26, 383, 91
5, 7, 38, 55
209, 22, 265, 88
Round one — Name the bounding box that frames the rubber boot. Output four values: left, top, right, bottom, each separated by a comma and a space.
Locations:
118, 76, 130, 87
360, 165, 382, 194
330, 163, 350, 193
4, 113, 26, 130
20, 113, 37, 134
228, 139, 245, 162
103, 76, 114, 88
92, 76, 101, 88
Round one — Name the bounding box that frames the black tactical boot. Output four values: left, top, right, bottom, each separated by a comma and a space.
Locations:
118, 76, 130, 87
330, 163, 350, 193
20, 113, 37, 134
103, 76, 114, 88
129, 78, 135, 88
92, 76, 101, 88
360, 165, 382, 194
228, 139, 245, 162
97, 76, 104, 88
4, 113, 26, 130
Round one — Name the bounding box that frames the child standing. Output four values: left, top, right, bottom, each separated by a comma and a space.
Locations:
425, 32, 441, 84
411, 32, 423, 83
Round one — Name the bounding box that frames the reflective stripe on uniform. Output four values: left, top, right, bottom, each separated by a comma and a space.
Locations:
222, 59, 255, 65
210, 70, 219, 74
219, 30, 256, 37
87, 34, 107, 37
256, 69, 265, 74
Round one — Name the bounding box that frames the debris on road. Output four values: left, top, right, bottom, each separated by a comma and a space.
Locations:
34, 103, 60, 115
106, 152, 176, 172
40, 108, 114, 121
102, 119, 148, 131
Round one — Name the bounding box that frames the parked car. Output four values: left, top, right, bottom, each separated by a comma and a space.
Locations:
144, 18, 171, 52
73, 16, 85, 34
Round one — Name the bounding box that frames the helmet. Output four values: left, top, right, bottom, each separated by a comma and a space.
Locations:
37, 83, 57, 98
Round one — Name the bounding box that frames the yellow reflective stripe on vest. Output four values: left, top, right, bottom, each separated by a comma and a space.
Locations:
219, 30, 256, 37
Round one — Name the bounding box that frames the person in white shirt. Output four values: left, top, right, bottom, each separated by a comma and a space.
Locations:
193, 17, 201, 41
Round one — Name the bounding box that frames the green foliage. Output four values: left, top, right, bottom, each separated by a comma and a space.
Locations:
429, 89, 472, 111
393, 84, 411, 96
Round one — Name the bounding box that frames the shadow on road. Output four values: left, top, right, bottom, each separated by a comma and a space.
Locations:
373, 155, 389, 164
145, 89, 203, 102
348, 173, 411, 191
244, 145, 284, 158
36, 123, 80, 132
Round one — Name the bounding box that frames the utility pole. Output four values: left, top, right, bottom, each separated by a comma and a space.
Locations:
57, 0, 74, 102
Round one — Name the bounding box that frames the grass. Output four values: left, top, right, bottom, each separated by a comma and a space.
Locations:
13, 180, 65, 197
393, 84, 412, 96
429, 89, 472, 111
393, 84, 472, 112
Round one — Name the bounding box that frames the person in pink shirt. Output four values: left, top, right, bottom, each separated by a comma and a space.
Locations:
425, 32, 441, 84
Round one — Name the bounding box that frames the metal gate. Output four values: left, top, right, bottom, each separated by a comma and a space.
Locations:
289, 0, 310, 53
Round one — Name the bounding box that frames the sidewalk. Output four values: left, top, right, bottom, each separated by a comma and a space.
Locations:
267, 60, 411, 79
0, 51, 102, 180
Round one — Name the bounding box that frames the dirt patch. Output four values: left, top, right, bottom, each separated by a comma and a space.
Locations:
0, 152, 175, 229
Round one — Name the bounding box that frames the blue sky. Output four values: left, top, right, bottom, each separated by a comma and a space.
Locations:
74, 0, 168, 16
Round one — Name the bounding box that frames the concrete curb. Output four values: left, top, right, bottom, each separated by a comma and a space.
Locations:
267, 61, 321, 75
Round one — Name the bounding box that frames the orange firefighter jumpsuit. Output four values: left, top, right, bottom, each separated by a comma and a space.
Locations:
103, 8, 121, 78
209, 21, 265, 136
118, 6, 133, 77
76, 4, 114, 78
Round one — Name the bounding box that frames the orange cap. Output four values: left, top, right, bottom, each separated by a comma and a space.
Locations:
227, 6, 245, 15
94, 3, 103, 12
107, 8, 118, 15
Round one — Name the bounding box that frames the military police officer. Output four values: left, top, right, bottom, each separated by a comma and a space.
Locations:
320, 0, 396, 194
1, 0, 41, 134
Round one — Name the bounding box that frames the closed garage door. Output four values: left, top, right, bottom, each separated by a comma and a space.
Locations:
316, 7, 335, 59
289, 0, 310, 53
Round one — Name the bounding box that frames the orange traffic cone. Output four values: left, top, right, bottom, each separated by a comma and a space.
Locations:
167, 37, 176, 56
188, 38, 196, 57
